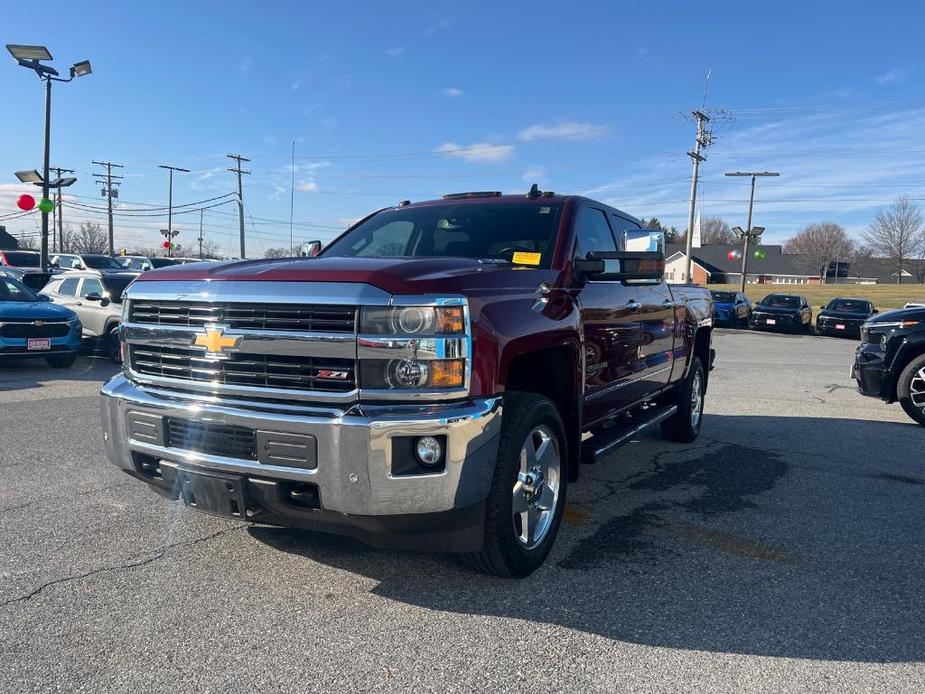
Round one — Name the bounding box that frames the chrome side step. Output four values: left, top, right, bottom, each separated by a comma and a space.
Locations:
580, 404, 678, 465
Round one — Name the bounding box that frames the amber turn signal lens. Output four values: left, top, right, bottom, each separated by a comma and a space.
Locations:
430, 359, 465, 388
435, 306, 465, 333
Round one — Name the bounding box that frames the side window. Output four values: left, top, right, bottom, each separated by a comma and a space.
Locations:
58, 278, 79, 296
79, 277, 104, 297
350, 221, 414, 257
573, 207, 617, 259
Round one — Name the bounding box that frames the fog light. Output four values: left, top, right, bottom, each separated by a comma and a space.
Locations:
415, 436, 443, 467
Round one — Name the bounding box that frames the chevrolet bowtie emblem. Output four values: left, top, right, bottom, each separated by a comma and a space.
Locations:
192, 325, 242, 358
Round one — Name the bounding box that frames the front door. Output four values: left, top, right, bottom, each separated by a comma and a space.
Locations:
573, 206, 644, 425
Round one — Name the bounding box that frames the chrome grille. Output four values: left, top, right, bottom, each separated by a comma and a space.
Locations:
129, 301, 356, 333
166, 418, 256, 459
130, 346, 356, 392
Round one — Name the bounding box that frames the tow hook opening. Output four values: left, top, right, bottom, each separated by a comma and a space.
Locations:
280, 481, 321, 510
132, 452, 163, 480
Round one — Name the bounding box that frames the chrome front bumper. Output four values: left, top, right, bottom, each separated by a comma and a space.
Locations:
100, 374, 502, 518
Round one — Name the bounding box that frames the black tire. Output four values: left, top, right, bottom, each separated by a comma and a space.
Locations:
896, 353, 925, 427
106, 325, 122, 363
46, 353, 77, 369
661, 356, 706, 443
461, 392, 568, 578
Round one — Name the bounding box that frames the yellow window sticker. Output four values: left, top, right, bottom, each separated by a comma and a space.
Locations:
512, 251, 542, 266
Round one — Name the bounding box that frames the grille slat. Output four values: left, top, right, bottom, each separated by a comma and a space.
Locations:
166, 418, 256, 459
131, 346, 355, 392
130, 301, 356, 333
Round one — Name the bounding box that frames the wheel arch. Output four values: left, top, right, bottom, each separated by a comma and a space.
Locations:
886, 336, 925, 402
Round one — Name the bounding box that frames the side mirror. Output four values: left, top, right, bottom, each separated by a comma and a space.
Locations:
85, 292, 102, 302
575, 251, 665, 282
301, 240, 322, 257
38, 294, 51, 302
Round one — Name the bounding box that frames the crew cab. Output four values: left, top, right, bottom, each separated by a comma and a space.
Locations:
854, 305, 925, 426
100, 189, 714, 577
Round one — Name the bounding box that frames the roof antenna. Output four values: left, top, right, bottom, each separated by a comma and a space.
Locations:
526, 183, 541, 198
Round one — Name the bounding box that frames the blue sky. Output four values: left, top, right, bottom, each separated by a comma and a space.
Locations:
2, 0, 924, 256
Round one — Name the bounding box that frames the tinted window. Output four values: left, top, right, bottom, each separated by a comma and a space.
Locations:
2, 252, 41, 267
574, 207, 616, 258
58, 278, 80, 296
323, 203, 563, 268
711, 291, 737, 303
828, 299, 871, 312
82, 256, 123, 270
79, 277, 104, 297
150, 258, 180, 268
55, 256, 80, 269
761, 295, 800, 308
0, 278, 38, 302
102, 276, 134, 303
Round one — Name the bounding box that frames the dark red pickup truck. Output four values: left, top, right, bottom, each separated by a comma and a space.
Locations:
100, 189, 714, 577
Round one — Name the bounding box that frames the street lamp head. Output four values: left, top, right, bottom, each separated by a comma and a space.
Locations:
15, 169, 43, 184
6, 44, 52, 61
732, 226, 745, 236
47, 176, 78, 188
70, 60, 92, 78
751, 226, 765, 236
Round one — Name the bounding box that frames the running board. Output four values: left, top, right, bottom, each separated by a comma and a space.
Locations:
580, 405, 678, 465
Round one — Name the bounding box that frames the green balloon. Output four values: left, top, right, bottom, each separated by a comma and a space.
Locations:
754, 248, 766, 260
38, 198, 54, 213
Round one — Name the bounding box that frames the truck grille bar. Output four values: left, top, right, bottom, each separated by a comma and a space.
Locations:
129, 301, 357, 333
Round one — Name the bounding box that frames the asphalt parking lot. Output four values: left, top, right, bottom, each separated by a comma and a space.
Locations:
1, 331, 923, 693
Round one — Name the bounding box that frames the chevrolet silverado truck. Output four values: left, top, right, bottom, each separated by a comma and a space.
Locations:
100, 189, 713, 577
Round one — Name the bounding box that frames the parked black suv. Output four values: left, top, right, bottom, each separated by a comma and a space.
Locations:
749, 294, 813, 333
853, 305, 925, 426
816, 297, 877, 338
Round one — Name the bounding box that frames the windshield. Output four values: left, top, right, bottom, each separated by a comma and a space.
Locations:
0, 277, 39, 302
761, 295, 800, 308
322, 202, 563, 267
827, 299, 870, 312
711, 291, 737, 303
2, 252, 41, 267
83, 256, 124, 270
102, 276, 135, 303
150, 258, 180, 268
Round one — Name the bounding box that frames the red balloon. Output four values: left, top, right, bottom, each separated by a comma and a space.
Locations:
162, 241, 171, 249
17, 194, 35, 211
727, 250, 736, 261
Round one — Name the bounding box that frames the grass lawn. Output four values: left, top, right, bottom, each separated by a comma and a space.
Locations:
707, 283, 925, 310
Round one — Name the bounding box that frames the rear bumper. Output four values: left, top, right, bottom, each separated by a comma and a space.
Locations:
100, 375, 502, 551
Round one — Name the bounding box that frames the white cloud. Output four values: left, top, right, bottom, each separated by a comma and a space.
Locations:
386, 46, 405, 57
875, 67, 908, 86
443, 87, 463, 98
435, 142, 515, 163
518, 120, 610, 142
296, 181, 320, 193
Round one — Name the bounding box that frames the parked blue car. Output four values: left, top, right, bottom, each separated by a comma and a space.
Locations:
0, 273, 82, 368
710, 289, 752, 327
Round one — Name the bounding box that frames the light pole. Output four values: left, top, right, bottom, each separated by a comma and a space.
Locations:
6, 45, 91, 271
725, 171, 779, 291
159, 165, 189, 254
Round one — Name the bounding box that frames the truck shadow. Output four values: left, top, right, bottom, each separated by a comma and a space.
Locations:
249, 414, 925, 664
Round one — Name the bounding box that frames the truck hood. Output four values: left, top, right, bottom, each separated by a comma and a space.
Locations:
134, 256, 524, 295
0, 300, 76, 322
865, 306, 925, 324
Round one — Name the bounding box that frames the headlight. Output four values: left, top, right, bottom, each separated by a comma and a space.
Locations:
360, 306, 465, 335
361, 358, 465, 389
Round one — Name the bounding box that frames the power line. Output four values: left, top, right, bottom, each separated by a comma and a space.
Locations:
92, 160, 123, 255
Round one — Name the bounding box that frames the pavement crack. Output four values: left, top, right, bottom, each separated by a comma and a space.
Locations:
0, 481, 135, 516
0, 525, 245, 609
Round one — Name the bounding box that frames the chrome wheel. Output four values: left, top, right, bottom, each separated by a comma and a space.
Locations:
512, 424, 561, 550
911, 367, 925, 413
690, 370, 704, 429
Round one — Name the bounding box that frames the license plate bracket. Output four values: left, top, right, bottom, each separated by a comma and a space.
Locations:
163, 466, 247, 518
27, 337, 51, 351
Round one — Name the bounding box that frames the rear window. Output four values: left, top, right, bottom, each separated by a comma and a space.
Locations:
827, 299, 870, 312
2, 252, 40, 267
323, 202, 563, 268
711, 291, 737, 303
83, 256, 123, 270
150, 258, 180, 268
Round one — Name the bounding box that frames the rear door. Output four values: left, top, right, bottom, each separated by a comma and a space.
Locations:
574, 206, 643, 425
76, 276, 107, 336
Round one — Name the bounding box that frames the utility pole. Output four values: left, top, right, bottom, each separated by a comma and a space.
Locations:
227, 153, 251, 258
198, 208, 204, 259
725, 171, 780, 291
684, 110, 712, 283
159, 165, 189, 254
92, 160, 123, 255
48, 166, 73, 252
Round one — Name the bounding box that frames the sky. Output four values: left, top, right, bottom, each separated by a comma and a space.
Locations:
2, 0, 925, 257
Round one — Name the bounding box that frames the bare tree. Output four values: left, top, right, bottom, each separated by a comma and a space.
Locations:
863, 195, 925, 284
784, 222, 854, 284
64, 221, 109, 254
264, 246, 299, 258
200, 239, 222, 259
700, 217, 735, 244
16, 234, 38, 250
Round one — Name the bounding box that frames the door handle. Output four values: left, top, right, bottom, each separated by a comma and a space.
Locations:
661, 300, 674, 309
626, 300, 641, 312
